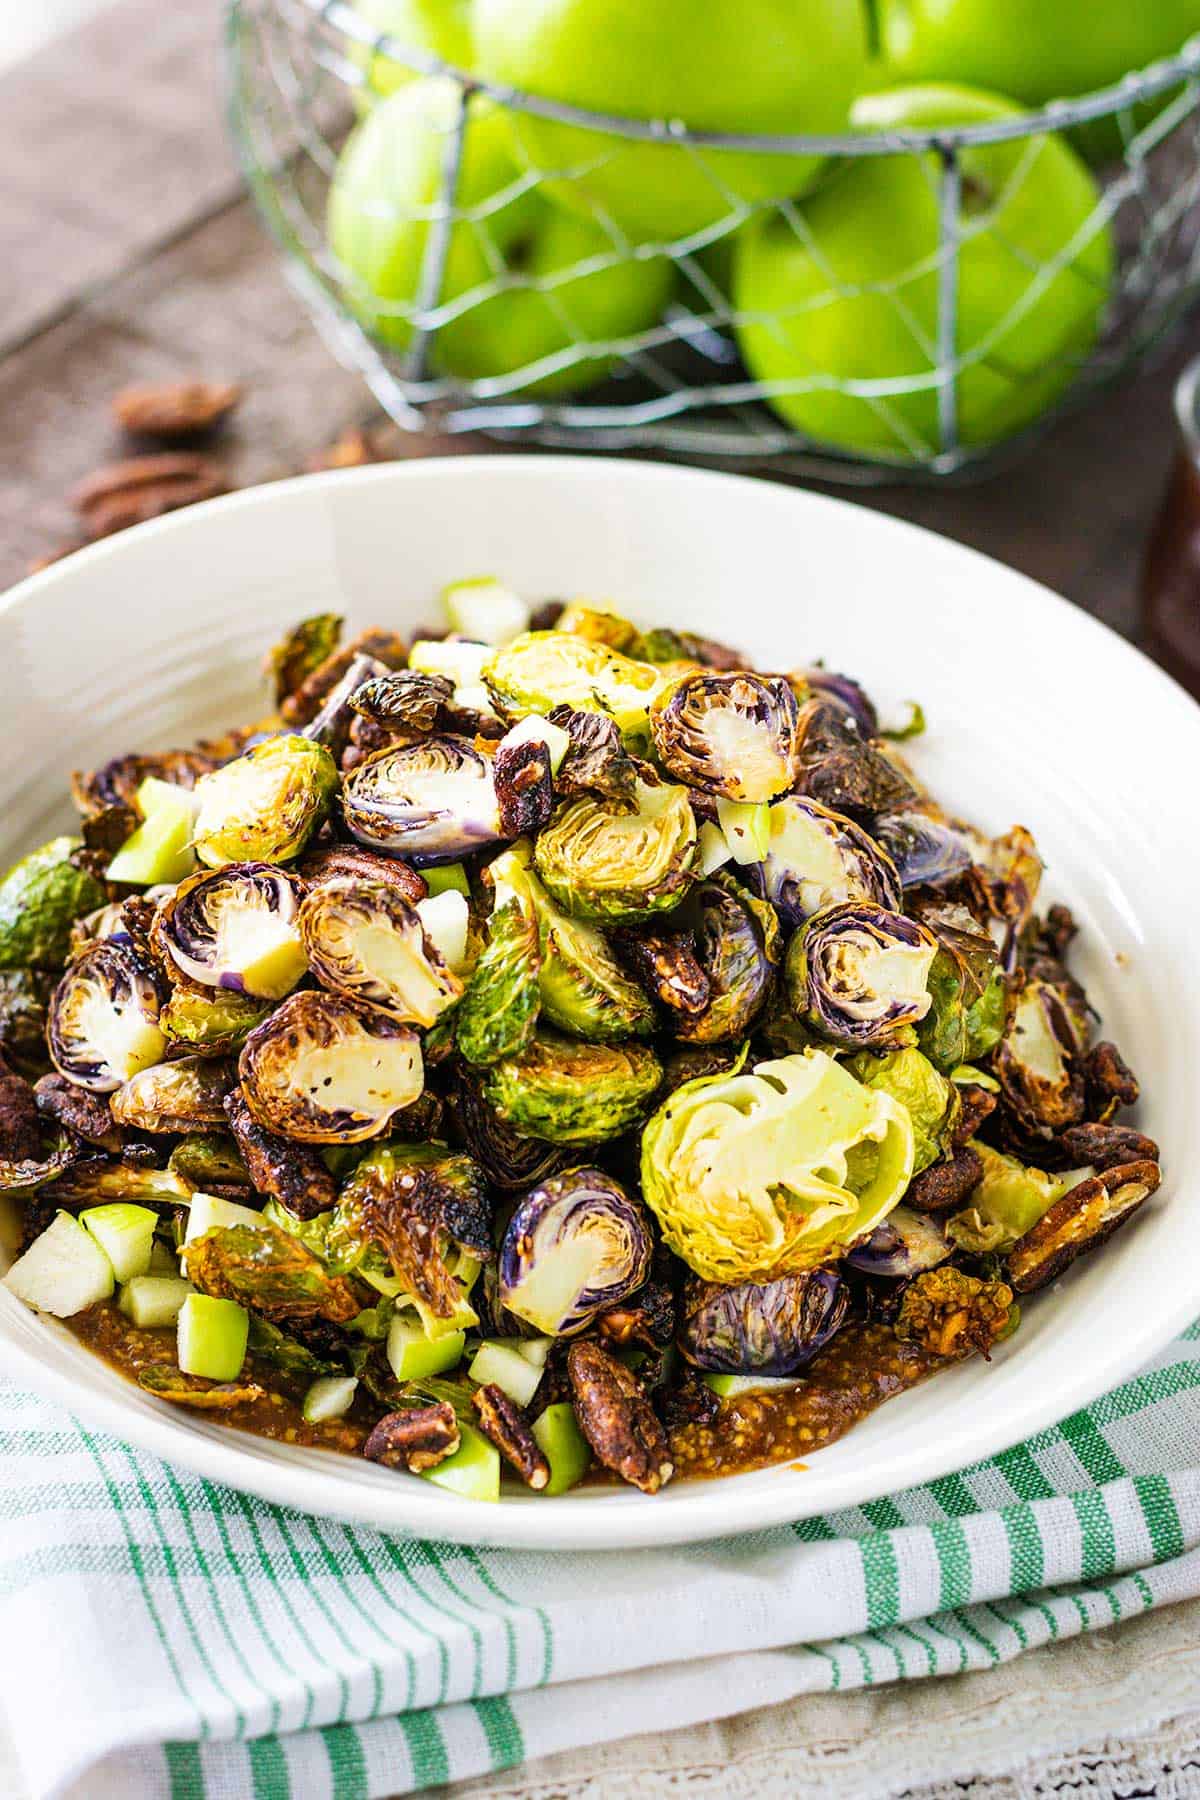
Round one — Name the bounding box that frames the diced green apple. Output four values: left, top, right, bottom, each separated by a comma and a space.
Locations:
386, 1313, 466, 1382
531, 1402, 592, 1495
716, 799, 771, 865
513, 1335, 554, 1370
106, 778, 198, 886
422, 862, 471, 899
184, 1191, 268, 1245
468, 1339, 543, 1408
442, 576, 530, 645
302, 1375, 359, 1422
415, 890, 470, 972
119, 1275, 193, 1329
177, 1292, 249, 1381
419, 1423, 500, 1501
80, 1202, 159, 1283
697, 820, 734, 876
703, 1372, 803, 1399
496, 714, 571, 775
3, 1211, 114, 1316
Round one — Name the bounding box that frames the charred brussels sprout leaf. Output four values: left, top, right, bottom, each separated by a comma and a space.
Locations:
247, 1315, 345, 1378
160, 985, 272, 1056
238, 989, 423, 1143
455, 897, 542, 1066
447, 1072, 571, 1192
847, 1047, 958, 1174
640, 1048, 914, 1283
481, 1029, 662, 1145
913, 900, 1005, 1073
110, 1056, 233, 1133
679, 1268, 848, 1375
498, 1166, 653, 1335
48, 941, 166, 1093
791, 698, 917, 818
554, 602, 638, 651
649, 671, 800, 802
349, 669, 453, 732
222, 1090, 338, 1218
483, 631, 662, 736
0, 839, 107, 972
153, 864, 306, 1000
844, 1204, 951, 1278
265, 612, 344, 708
138, 1368, 267, 1409
298, 879, 463, 1026
341, 735, 501, 861
335, 1143, 491, 1323
754, 797, 901, 930
993, 975, 1087, 1133
533, 779, 697, 925
786, 903, 938, 1051
872, 813, 972, 891
183, 1221, 362, 1323
0, 970, 55, 1077
676, 873, 780, 1045
545, 705, 638, 806
168, 1131, 253, 1191
192, 735, 337, 868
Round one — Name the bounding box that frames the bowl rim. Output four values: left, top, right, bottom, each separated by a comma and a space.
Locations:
2, 452, 1197, 1552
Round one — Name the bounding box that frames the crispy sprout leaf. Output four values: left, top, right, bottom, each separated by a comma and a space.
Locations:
183, 1221, 362, 1324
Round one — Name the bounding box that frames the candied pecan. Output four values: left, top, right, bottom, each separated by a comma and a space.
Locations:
950, 1083, 997, 1147
1005, 1160, 1160, 1294
71, 454, 227, 539
81, 802, 138, 857
1034, 904, 1078, 963
596, 1281, 676, 1348
528, 600, 564, 631
493, 738, 553, 838
34, 1073, 123, 1151
297, 842, 427, 904
904, 1145, 984, 1216
614, 929, 710, 1016
113, 379, 242, 442
364, 1403, 460, 1472
280, 629, 408, 726
546, 705, 637, 806
1057, 1122, 1159, 1172
306, 425, 390, 471
1084, 1041, 1139, 1121
0, 1063, 42, 1164
224, 1091, 338, 1219
656, 1367, 720, 1431
567, 1339, 674, 1494
895, 1267, 1014, 1360
472, 1384, 550, 1489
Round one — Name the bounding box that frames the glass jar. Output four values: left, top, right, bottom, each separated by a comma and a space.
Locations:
1140, 355, 1200, 699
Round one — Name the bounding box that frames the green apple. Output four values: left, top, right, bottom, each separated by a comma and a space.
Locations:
875, 0, 1200, 162
349, 0, 473, 108
733, 84, 1114, 457
328, 76, 674, 394
472, 0, 870, 244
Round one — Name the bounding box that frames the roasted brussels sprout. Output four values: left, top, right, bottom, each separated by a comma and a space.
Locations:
0, 838, 107, 972
298, 879, 462, 1027
342, 735, 501, 861
534, 778, 698, 925
41, 1157, 192, 1209
640, 1048, 914, 1283
265, 612, 344, 708
679, 1268, 848, 1375
786, 903, 938, 1051
192, 735, 338, 868
448, 1071, 571, 1192
844, 1204, 952, 1278
481, 1029, 662, 1144
0, 970, 54, 1077
47, 941, 166, 1093
847, 1048, 957, 1174
238, 989, 423, 1142
489, 844, 654, 1043
630, 627, 743, 671
483, 631, 662, 736
455, 897, 542, 1066
872, 813, 972, 891
160, 985, 272, 1056
301, 651, 392, 754
349, 669, 453, 732
553, 602, 638, 651
153, 865, 307, 1001
498, 1166, 653, 1336
799, 668, 878, 738
184, 1221, 362, 1323
676, 872, 780, 1044
649, 671, 800, 802
993, 975, 1087, 1134
334, 1143, 491, 1324
753, 797, 901, 929
546, 704, 638, 806
915, 901, 1007, 1074
279, 626, 407, 728
944, 1139, 1067, 1255
110, 1056, 233, 1133
791, 700, 918, 819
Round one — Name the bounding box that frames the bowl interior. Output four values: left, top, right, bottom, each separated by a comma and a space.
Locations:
1, 456, 1194, 1551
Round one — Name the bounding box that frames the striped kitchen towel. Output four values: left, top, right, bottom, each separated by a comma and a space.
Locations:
2, 1318, 1199, 1800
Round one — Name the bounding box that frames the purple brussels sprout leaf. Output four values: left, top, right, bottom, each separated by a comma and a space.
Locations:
753, 796, 901, 930
498, 1166, 653, 1336
844, 1203, 952, 1278
872, 813, 972, 891
800, 669, 878, 739
679, 1269, 848, 1375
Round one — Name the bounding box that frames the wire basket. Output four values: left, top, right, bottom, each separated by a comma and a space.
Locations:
227, 0, 1200, 483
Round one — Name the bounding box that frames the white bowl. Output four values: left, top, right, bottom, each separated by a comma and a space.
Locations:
0, 456, 1194, 1552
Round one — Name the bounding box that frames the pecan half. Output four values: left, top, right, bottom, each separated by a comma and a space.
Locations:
614, 929, 710, 1016
472, 1384, 550, 1489
1005, 1160, 1160, 1293
34, 1073, 123, 1151
224, 1090, 338, 1219
493, 738, 553, 838
113, 379, 242, 442
567, 1339, 674, 1494
364, 1403, 460, 1472
297, 842, 428, 904
950, 1083, 997, 1148
1083, 1041, 1139, 1122
71, 454, 227, 539
904, 1145, 984, 1216
1057, 1122, 1159, 1172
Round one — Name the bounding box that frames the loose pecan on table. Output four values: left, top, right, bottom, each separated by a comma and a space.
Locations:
113, 379, 242, 442
71, 454, 228, 539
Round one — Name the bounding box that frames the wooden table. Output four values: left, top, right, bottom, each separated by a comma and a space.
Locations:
3, 0, 1198, 631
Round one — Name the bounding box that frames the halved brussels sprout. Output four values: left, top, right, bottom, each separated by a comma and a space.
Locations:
786, 902, 937, 1051
455, 895, 542, 1066
238, 989, 423, 1142
160, 985, 272, 1056
448, 1071, 572, 1192
153, 865, 307, 1001
800, 668, 878, 738
349, 669, 453, 732
847, 1047, 958, 1174
872, 813, 972, 891
498, 1166, 653, 1336
334, 1142, 492, 1324
993, 975, 1087, 1133
48, 941, 166, 1093
792, 700, 917, 819
483, 631, 662, 735
481, 1029, 662, 1144
679, 1268, 847, 1375
753, 797, 901, 929
640, 1047, 914, 1283
301, 651, 392, 753
554, 603, 638, 651
945, 1140, 1068, 1255
844, 1204, 951, 1278
341, 735, 501, 861
490, 843, 654, 1043
533, 778, 698, 925
649, 671, 800, 802
110, 1056, 233, 1133
0, 838, 107, 973
192, 735, 338, 868
298, 879, 463, 1027
915, 901, 1006, 1073
676, 872, 780, 1045
265, 612, 343, 708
